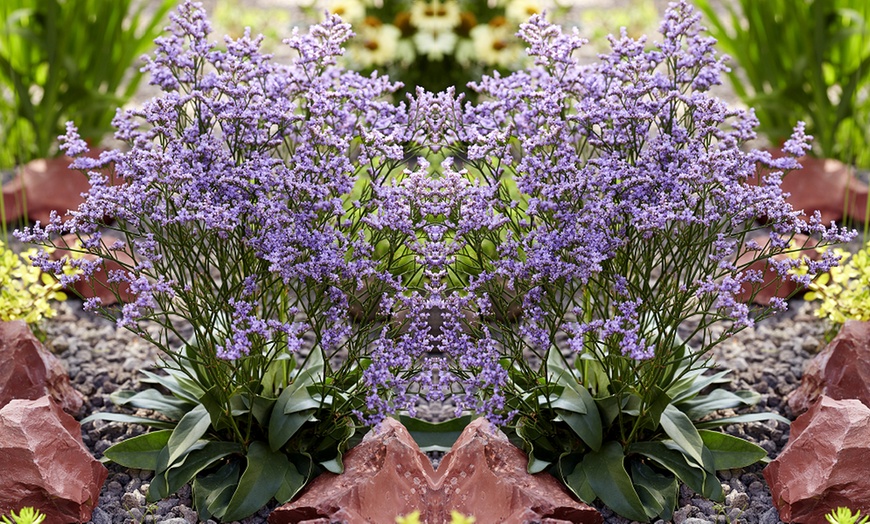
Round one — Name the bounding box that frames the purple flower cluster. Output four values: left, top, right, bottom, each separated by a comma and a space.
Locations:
18, 0, 855, 426
461, 1, 853, 380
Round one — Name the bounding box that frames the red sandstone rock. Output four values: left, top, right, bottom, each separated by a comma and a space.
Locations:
788, 321, 870, 415
435, 418, 601, 524
756, 150, 869, 225
764, 396, 870, 523
269, 417, 435, 523
736, 234, 819, 305
50, 233, 135, 306
269, 418, 601, 524
0, 321, 82, 414
1, 151, 104, 226
0, 396, 107, 523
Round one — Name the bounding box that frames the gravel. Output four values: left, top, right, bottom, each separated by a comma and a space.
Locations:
38, 293, 830, 524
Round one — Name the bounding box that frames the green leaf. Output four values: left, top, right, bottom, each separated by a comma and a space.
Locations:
559, 453, 596, 504
695, 412, 790, 429
678, 389, 760, 421
660, 404, 705, 467
556, 408, 602, 452
668, 369, 730, 403
251, 395, 276, 427
699, 430, 767, 470
222, 442, 292, 522
629, 441, 723, 501
547, 350, 602, 451
79, 412, 175, 430
139, 369, 200, 404
103, 430, 172, 470
269, 409, 316, 452
193, 460, 241, 521
110, 388, 194, 421
630, 459, 678, 521
275, 456, 308, 504
398, 415, 474, 452
166, 404, 212, 466
581, 441, 649, 522
161, 442, 242, 497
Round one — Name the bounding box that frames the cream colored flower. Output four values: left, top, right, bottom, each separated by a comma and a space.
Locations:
469, 23, 522, 68
348, 19, 402, 68
506, 0, 543, 24
413, 29, 458, 60
409, 0, 462, 33
325, 0, 366, 24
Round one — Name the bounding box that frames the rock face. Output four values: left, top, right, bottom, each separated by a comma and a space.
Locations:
0, 320, 83, 414
788, 321, 870, 415
270, 417, 601, 524
1, 153, 98, 226
0, 396, 108, 523
764, 396, 870, 523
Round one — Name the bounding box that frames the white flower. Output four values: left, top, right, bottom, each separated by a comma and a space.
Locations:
348, 21, 402, 68
469, 23, 522, 68
506, 0, 543, 24
413, 30, 458, 60
409, 0, 462, 33
325, 0, 366, 24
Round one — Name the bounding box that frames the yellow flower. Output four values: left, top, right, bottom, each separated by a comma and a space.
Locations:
469, 23, 522, 68
325, 0, 366, 24
348, 19, 402, 68
506, 0, 543, 24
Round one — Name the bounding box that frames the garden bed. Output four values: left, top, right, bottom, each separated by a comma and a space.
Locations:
47, 294, 825, 524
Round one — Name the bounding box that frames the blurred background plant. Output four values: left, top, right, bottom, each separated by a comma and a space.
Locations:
803, 241, 870, 325
696, 0, 870, 169
0, 0, 174, 169
0, 241, 74, 339
299, 0, 574, 96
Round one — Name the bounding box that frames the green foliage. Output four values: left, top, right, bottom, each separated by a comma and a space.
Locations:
0, 0, 174, 168
805, 242, 870, 324
505, 347, 781, 521
85, 348, 363, 522
0, 507, 45, 524
696, 0, 870, 168
828, 507, 870, 524
0, 241, 70, 325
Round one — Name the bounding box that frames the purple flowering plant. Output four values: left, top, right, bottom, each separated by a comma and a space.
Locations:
440, 2, 855, 520
16, 0, 858, 521
15, 2, 435, 520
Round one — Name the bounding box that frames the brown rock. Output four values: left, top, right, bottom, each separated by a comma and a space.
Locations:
0, 396, 107, 523
270, 418, 601, 524
764, 396, 870, 523
50, 233, 135, 306
269, 417, 434, 523
736, 234, 819, 305
1, 150, 102, 226
788, 321, 870, 415
757, 149, 869, 225
435, 418, 602, 524
0, 321, 83, 414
